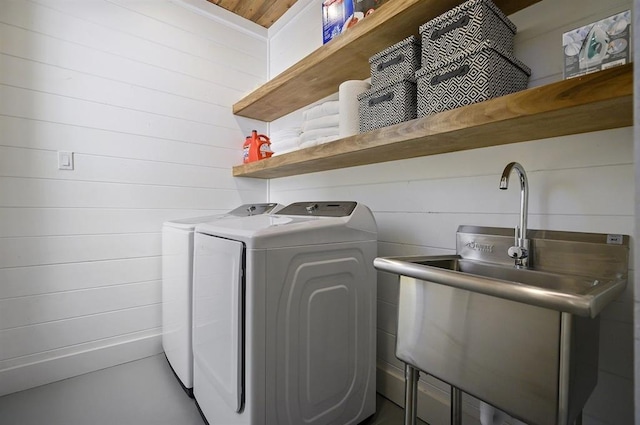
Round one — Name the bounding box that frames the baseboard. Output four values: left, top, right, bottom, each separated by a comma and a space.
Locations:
0, 332, 162, 397
376, 361, 480, 425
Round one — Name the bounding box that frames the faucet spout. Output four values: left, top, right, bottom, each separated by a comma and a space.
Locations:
499, 162, 530, 268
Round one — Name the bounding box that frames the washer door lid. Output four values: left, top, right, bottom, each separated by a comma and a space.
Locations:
193, 234, 244, 413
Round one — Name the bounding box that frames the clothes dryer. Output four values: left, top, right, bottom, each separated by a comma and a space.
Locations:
162, 203, 281, 396
192, 201, 377, 425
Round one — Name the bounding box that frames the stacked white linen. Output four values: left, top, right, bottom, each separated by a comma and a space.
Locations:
269, 128, 301, 156
300, 101, 340, 149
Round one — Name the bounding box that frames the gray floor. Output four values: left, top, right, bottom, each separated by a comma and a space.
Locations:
0, 354, 425, 425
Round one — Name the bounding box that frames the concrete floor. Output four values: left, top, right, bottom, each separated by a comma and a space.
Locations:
0, 354, 425, 425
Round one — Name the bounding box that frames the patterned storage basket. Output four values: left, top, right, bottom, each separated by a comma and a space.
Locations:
358, 77, 417, 133
419, 0, 516, 66
369, 36, 421, 88
416, 40, 531, 118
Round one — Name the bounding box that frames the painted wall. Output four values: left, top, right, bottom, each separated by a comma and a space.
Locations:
268, 0, 634, 424
0, 0, 634, 422
634, 1, 639, 423
0, 0, 268, 396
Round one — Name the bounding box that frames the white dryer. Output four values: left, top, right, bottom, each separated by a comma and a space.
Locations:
161, 203, 282, 396
192, 201, 377, 425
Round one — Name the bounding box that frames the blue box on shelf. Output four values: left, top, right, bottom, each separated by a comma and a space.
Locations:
322, 0, 354, 44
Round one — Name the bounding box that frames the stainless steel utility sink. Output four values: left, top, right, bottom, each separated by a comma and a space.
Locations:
374, 226, 629, 425
374, 254, 627, 318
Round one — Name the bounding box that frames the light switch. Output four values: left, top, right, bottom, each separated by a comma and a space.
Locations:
58, 151, 74, 170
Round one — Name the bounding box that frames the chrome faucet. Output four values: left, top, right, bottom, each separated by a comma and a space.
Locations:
499, 162, 530, 268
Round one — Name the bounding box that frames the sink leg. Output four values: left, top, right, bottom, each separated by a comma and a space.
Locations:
574, 411, 583, 425
451, 386, 462, 425
404, 364, 419, 425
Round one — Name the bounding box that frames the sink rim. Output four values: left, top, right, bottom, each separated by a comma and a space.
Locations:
374, 254, 627, 318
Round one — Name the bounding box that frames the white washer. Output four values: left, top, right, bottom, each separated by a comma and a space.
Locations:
162, 203, 282, 396
192, 201, 377, 425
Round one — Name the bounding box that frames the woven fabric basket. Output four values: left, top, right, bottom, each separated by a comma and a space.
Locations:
358, 78, 417, 133
369, 35, 421, 88
419, 0, 516, 66
416, 40, 531, 118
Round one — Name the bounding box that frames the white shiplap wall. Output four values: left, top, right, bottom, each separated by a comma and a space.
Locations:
634, 2, 639, 424
268, 0, 635, 424
0, 0, 268, 396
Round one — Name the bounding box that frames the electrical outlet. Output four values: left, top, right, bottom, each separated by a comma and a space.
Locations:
58, 151, 74, 170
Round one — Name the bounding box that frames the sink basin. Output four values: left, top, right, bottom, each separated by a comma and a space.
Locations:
373, 254, 626, 318
374, 226, 629, 425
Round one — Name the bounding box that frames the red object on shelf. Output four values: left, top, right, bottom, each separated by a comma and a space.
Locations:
243, 130, 273, 164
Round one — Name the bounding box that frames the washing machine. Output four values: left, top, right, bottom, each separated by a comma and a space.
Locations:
161, 203, 282, 396
192, 201, 377, 425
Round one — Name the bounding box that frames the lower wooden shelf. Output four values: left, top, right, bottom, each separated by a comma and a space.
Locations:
232, 64, 633, 179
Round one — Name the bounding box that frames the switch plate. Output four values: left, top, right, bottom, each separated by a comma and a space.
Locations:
58, 151, 74, 170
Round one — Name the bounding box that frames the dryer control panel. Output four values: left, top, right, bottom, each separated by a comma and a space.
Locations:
227, 203, 280, 216
276, 201, 357, 217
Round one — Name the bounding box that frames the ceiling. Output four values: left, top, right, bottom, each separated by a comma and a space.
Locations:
207, 0, 299, 28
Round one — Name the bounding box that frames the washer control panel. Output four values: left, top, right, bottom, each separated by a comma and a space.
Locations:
276, 202, 357, 217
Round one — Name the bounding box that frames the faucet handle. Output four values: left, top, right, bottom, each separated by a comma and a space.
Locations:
514, 225, 523, 242
508, 245, 528, 259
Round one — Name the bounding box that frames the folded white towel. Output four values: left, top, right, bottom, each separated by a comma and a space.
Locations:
270, 137, 301, 151
271, 129, 301, 138
300, 127, 340, 143
303, 101, 340, 121
270, 135, 301, 144
302, 114, 340, 132
271, 146, 299, 156
299, 140, 319, 149
317, 135, 340, 144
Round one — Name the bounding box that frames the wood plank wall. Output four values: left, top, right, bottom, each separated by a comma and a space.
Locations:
268, 0, 635, 424
0, 0, 268, 396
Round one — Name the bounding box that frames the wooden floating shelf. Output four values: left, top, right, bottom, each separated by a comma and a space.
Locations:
233, 64, 633, 179
232, 0, 542, 122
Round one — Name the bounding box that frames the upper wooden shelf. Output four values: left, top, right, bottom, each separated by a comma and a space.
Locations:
232, 0, 542, 122
233, 64, 633, 179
